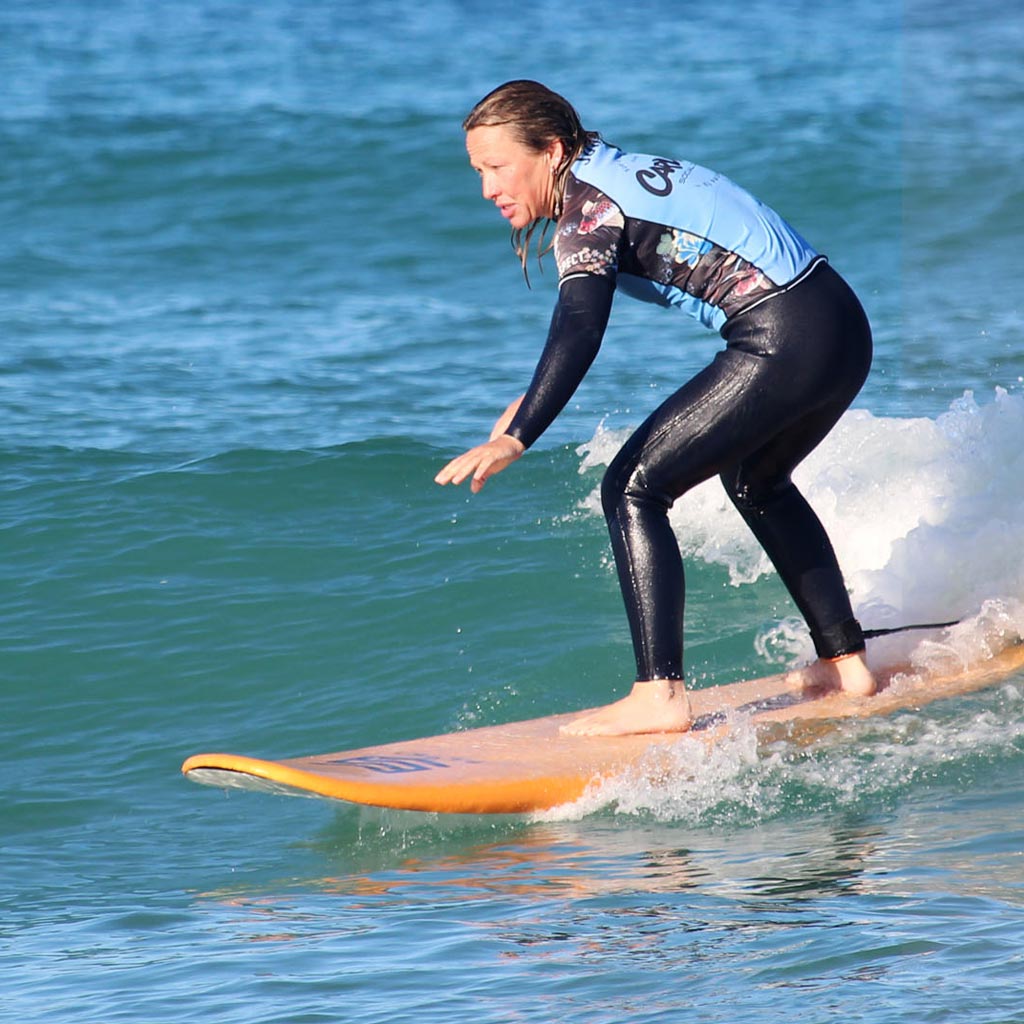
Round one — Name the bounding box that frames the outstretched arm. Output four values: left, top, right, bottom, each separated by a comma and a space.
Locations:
434, 274, 615, 493
503, 273, 614, 449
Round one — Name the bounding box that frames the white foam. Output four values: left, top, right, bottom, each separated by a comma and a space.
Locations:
576, 387, 1024, 666
531, 720, 766, 824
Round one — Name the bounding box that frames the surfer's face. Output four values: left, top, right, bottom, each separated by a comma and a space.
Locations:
466, 124, 564, 230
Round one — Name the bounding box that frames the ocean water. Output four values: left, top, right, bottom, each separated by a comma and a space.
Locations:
4, 0, 1024, 1021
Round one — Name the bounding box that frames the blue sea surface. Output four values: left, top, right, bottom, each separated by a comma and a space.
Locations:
4, 1, 1024, 1021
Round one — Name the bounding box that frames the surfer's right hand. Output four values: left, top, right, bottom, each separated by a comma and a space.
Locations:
434, 435, 525, 494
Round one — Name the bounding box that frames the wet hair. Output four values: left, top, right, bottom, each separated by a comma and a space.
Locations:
463, 80, 594, 283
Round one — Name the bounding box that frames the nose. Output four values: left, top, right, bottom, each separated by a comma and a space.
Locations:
480, 171, 498, 201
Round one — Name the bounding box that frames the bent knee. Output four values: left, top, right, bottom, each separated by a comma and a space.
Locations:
600, 464, 632, 518
601, 461, 672, 519
721, 466, 792, 513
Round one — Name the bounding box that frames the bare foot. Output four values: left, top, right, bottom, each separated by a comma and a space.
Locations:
559, 679, 694, 737
788, 651, 877, 697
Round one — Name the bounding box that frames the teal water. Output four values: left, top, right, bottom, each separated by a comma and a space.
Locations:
5, 1, 1024, 1021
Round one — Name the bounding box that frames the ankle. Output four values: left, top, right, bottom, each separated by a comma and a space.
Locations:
823, 650, 865, 664
632, 678, 689, 703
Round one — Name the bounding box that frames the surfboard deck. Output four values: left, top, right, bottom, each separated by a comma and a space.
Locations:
182, 641, 1024, 814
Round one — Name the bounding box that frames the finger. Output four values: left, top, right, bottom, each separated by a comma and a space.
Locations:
471, 451, 514, 492
434, 460, 459, 485
470, 462, 495, 492
435, 449, 483, 486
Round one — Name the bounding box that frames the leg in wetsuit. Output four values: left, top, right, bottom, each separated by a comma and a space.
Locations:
600, 261, 872, 683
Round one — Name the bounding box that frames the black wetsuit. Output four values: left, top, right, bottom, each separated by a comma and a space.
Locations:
505, 138, 872, 681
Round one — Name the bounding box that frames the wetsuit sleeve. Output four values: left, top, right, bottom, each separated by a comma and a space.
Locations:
505, 273, 615, 450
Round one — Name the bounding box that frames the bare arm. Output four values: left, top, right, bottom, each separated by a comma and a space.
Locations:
489, 394, 525, 441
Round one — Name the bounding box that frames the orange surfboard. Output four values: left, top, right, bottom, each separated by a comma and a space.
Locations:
182, 641, 1024, 814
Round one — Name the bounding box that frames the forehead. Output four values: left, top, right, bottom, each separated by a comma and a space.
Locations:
465, 124, 534, 165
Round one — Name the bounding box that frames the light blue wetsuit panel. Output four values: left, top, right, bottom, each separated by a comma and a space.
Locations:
555, 139, 820, 331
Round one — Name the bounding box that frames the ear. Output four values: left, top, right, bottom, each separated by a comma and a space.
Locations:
546, 138, 567, 169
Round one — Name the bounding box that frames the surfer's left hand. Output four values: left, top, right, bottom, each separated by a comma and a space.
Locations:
435, 435, 525, 493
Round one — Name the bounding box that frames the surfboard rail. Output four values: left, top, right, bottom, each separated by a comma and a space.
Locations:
181, 751, 591, 813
